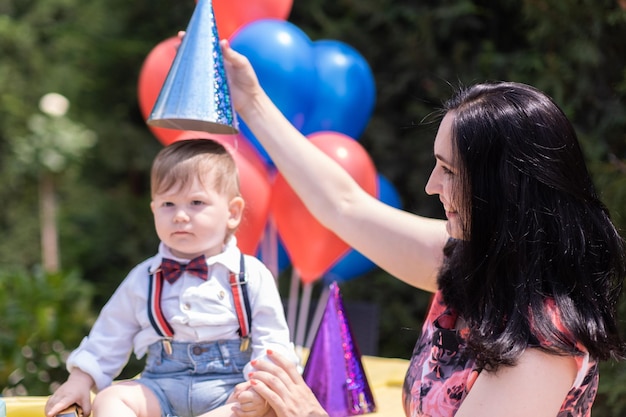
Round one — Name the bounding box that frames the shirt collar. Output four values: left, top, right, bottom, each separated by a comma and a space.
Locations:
148, 236, 242, 275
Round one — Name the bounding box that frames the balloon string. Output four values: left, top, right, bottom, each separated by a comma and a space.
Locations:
260, 219, 279, 281
295, 281, 313, 350
287, 269, 300, 343
305, 284, 330, 349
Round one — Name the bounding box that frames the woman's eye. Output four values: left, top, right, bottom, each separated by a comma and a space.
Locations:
442, 166, 454, 175
191, 200, 205, 206
163, 202, 174, 207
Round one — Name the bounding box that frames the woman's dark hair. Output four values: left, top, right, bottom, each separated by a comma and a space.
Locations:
437, 81, 626, 370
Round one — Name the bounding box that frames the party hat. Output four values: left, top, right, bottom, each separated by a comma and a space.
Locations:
303, 282, 376, 417
147, 0, 238, 134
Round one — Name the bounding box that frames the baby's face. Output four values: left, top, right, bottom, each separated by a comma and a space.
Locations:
150, 176, 242, 259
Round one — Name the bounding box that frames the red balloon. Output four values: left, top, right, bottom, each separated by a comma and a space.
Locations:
233, 151, 272, 255
270, 132, 378, 284
175, 131, 272, 255
208, 0, 294, 39
137, 36, 196, 146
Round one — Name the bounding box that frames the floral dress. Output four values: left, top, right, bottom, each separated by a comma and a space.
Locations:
402, 291, 598, 417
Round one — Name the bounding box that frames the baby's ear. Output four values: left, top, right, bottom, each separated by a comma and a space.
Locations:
227, 196, 245, 229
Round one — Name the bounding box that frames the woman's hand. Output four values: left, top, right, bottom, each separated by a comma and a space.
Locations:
44, 369, 94, 417
219, 39, 266, 119
248, 350, 329, 417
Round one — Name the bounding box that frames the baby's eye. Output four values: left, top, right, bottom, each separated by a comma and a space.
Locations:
191, 200, 205, 206
163, 201, 174, 207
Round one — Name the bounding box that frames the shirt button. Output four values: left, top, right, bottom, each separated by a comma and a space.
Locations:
182, 303, 191, 310
192, 346, 202, 355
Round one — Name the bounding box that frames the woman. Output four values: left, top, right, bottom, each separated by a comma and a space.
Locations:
215, 40, 626, 417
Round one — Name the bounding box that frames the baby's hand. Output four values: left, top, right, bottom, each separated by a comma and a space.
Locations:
44, 370, 93, 417
232, 386, 270, 417
226, 381, 252, 404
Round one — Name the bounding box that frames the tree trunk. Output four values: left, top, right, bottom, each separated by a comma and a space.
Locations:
39, 172, 59, 273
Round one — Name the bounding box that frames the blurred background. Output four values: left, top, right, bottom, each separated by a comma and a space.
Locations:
1, 0, 625, 415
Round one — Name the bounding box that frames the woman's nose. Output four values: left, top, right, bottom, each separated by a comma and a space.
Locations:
425, 169, 439, 196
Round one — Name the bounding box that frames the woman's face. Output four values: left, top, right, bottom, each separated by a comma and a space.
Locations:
425, 112, 465, 240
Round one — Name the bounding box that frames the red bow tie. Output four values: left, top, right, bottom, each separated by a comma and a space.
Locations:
160, 255, 208, 283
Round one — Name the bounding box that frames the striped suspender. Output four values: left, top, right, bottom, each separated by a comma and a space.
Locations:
229, 253, 252, 351
147, 253, 252, 353
147, 269, 174, 354
147, 270, 175, 338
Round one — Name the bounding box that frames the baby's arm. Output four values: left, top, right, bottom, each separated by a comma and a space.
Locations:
44, 368, 94, 417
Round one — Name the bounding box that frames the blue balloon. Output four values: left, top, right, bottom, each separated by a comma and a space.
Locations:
301, 40, 376, 139
230, 19, 317, 165
377, 173, 403, 210
324, 174, 402, 283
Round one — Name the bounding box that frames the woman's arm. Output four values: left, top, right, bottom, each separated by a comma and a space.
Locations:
221, 40, 448, 292
455, 349, 577, 417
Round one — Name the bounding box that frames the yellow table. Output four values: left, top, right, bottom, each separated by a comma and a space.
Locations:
360, 355, 408, 416
3, 355, 409, 417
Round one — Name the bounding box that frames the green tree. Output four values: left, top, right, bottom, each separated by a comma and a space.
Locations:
10, 93, 96, 273
0, 267, 94, 396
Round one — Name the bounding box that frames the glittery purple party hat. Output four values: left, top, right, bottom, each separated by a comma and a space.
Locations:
303, 282, 376, 417
148, 0, 238, 133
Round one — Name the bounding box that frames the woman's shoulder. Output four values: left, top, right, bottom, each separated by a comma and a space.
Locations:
528, 298, 598, 395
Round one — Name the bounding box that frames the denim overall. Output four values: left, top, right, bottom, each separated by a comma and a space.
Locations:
137, 340, 251, 417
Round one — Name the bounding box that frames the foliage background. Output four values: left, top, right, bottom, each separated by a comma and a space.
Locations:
1, 0, 625, 414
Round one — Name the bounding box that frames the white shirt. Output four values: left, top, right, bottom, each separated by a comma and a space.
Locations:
67, 238, 296, 391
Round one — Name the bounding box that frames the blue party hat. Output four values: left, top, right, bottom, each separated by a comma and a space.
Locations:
147, 0, 238, 133
303, 282, 376, 417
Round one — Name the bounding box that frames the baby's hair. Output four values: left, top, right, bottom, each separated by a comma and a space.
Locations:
151, 139, 241, 198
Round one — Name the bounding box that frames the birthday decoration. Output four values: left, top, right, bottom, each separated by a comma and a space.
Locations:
303, 282, 376, 416
300, 40, 376, 138
137, 36, 185, 145
148, 0, 238, 134
212, 0, 293, 39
